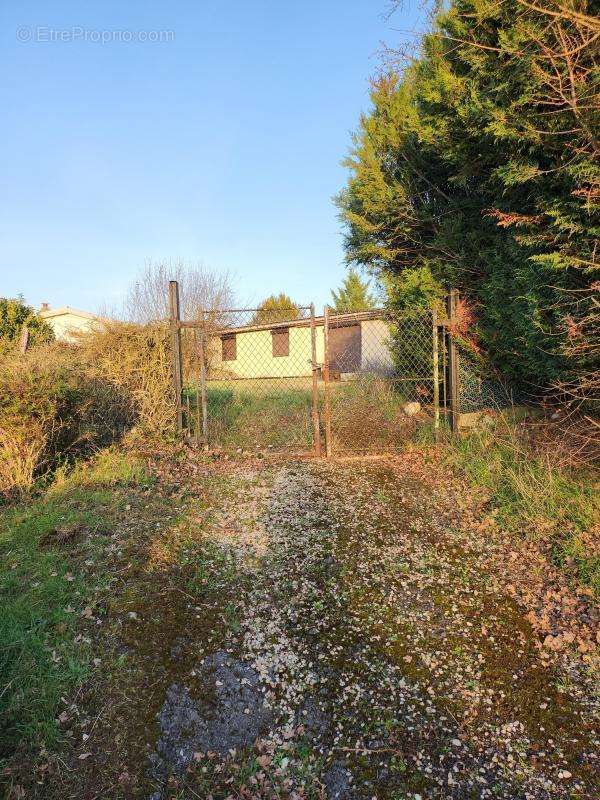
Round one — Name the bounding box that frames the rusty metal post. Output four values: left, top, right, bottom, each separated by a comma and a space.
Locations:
446, 289, 460, 433
193, 328, 202, 446
309, 304, 322, 457
199, 317, 209, 450
442, 326, 447, 412
432, 309, 440, 439
323, 305, 333, 457
169, 280, 183, 432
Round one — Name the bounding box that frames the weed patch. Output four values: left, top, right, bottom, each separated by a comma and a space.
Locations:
443, 430, 600, 597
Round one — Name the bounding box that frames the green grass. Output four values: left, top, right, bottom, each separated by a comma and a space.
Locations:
184, 382, 314, 449
0, 448, 147, 756
183, 374, 424, 451
443, 429, 600, 597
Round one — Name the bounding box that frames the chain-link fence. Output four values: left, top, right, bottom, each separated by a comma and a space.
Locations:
169, 281, 526, 452
179, 306, 320, 451
323, 307, 439, 452
457, 342, 520, 415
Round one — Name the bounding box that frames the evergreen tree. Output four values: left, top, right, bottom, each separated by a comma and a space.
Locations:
0, 297, 54, 350
252, 293, 300, 325
337, 0, 599, 398
331, 270, 375, 312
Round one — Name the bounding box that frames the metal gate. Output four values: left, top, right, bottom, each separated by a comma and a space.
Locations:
320, 305, 442, 453
169, 282, 321, 454
169, 281, 465, 455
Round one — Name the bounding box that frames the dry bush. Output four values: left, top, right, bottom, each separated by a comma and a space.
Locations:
76, 321, 175, 437
330, 375, 421, 451
0, 321, 175, 497
0, 344, 130, 497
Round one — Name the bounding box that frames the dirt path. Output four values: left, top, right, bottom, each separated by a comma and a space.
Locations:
24, 453, 599, 799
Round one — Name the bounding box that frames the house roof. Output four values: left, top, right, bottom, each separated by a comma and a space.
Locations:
39, 306, 102, 321
212, 309, 386, 336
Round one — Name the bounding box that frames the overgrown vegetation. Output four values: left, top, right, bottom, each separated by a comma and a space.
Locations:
0, 346, 130, 497
440, 423, 600, 596
76, 321, 174, 437
0, 323, 173, 498
0, 297, 53, 351
338, 0, 599, 407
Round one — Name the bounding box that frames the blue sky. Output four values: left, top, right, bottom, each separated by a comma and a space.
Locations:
0, 1, 428, 314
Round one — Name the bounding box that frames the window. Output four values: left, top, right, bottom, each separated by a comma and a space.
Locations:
271, 328, 289, 357
221, 333, 236, 361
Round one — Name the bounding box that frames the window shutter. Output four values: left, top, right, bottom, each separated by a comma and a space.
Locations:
271, 328, 289, 357
221, 333, 236, 361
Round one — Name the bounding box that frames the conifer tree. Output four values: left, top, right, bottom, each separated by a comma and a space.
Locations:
331, 270, 375, 313
337, 0, 599, 399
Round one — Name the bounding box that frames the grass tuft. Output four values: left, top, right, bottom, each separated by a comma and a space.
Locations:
443, 428, 600, 596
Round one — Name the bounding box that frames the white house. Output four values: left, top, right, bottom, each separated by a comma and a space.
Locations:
207, 310, 394, 380
39, 304, 104, 343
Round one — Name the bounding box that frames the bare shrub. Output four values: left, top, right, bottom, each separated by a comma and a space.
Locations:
0, 345, 130, 497
0, 319, 175, 497
77, 321, 175, 437
122, 259, 234, 323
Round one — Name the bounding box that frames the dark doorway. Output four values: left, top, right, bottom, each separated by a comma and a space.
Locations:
329, 323, 361, 372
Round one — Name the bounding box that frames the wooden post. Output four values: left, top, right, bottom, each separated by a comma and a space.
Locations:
446, 289, 460, 433
309, 304, 322, 457
323, 305, 333, 457
169, 280, 183, 433
19, 326, 29, 354
199, 318, 209, 450
432, 309, 440, 439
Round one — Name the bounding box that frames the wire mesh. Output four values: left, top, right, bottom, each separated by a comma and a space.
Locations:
456, 341, 520, 415
180, 306, 317, 451
326, 308, 438, 452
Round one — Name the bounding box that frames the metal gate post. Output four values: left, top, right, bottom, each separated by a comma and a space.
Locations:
198, 317, 209, 450
446, 289, 460, 433
309, 304, 322, 457
169, 280, 183, 432
432, 309, 440, 439
323, 305, 333, 457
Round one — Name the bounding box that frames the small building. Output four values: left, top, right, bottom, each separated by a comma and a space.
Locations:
39, 303, 103, 343
208, 310, 394, 380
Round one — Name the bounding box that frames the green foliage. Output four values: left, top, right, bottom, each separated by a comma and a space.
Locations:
0, 297, 54, 349
445, 428, 600, 597
252, 293, 300, 325
0, 450, 145, 752
337, 1, 599, 397
331, 269, 375, 312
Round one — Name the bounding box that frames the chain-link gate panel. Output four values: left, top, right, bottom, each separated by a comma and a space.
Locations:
180, 306, 320, 451
323, 308, 439, 453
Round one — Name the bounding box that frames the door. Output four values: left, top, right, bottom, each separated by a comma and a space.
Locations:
329, 323, 361, 373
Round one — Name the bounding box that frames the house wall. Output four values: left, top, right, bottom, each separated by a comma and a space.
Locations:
209, 325, 325, 379
360, 319, 395, 375
207, 319, 393, 379
43, 313, 100, 343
